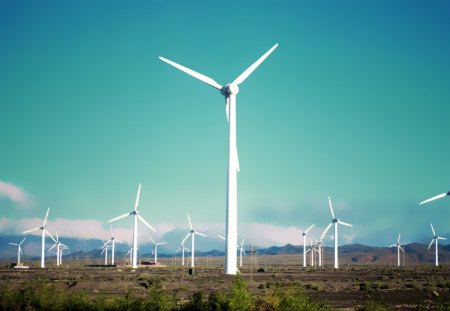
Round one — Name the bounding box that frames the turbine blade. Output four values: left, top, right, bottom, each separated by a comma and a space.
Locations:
400, 246, 405, 253
398, 233, 401, 244
102, 240, 111, 248
22, 227, 40, 234
181, 233, 190, 245
232, 43, 279, 85
428, 239, 435, 250
45, 230, 56, 243
235, 146, 240, 173
19, 248, 23, 255
217, 234, 225, 240
420, 192, 448, 205
431, 223, 436, 236
320, 223, 333, 240
291, 227, 302, 234
241, 238, 245, 246
438, 237, 447, 240
195, 231, 207, 237
9, 243, 18, 246
188, 213, 192, 230
305, 224, 315, 234
225, 97, 230, 122
60, 243, 68, 248
389, 244, 396, 248
175, 248, 181, 253
134, 183, 142, 211
138, 215, 156, 232
242, 250, 247, 256
56, 231, 59, 242
48, 244, 57, 252
159, 56, 223, 90
328, 196, 335, 219
157, 242, 167, 246
108, 213, 130, 223
149, 236, 156, 244
338, 220, 353, 227
43, 207, 50, 226
20, 237, 26, 245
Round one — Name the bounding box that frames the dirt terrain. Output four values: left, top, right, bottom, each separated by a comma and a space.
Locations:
1, 256, 450, 310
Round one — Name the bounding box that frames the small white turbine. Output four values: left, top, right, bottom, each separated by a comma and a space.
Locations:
238, 238, 246, 268
420, 190, 450, 205
389, 234, 405, 267
181, 213, 206, 268
149, 236, 167, 264
159, 44, 278, 275
292, 224, 315, 267
9, 237, 26, 264
108, 184, 156, 269
48, 232, 68, 266
22, 207, 56, 268
320, 196, 353, 269
175, 244, 190, 266
428, 223, 447, 266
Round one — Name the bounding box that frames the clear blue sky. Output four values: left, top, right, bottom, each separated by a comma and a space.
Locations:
1, 0, 449, 249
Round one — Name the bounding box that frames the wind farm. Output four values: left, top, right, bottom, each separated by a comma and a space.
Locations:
2, 0, 450, 309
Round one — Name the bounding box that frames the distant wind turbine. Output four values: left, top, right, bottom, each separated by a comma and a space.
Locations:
428, 223, 446, 266
320, 196, 353, 269
48, 232, 68, 266
149, 236, 167, 264
292, 224, 315, 267
9, 237, 26, 264
420, 190, 450, 205
102, 225, 121, 265
389, 234, 405, 267
238, 238, 246, 268
181, 213, 206, 268
108, 184, 156, 269
175, 244, 190, 266
22, 207, 56, 268
159, 44, 278, 275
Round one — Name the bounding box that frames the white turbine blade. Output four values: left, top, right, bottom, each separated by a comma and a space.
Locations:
175, 248, 181, 253
108, 212, 130, 223
46, 230, 56, 242
242, 250, 247, 256
338, 220, 353, 227
304, 224, 315, 234
110, 224, 113, 238
420, 192, 448, 205
217, 234, 225, 240
56, 231, 59, 242
195, 231, 207, 237
225, 97, 230, 122
389, 244, 396, 248
399, 246, 405, 253
181, 233, 190, 245
235, 146, 240, 172
19, 237, 26, 245
43, 207, 50, 226
320, 223, 333, 240
102, 240, 111, 248
328, 196, 335, 219
397, 234, 401, 244
149, 236, 156, 244
188, 213, 193, 230
9, 243, 18, 246
438, 237, 447, 240
60, 243, 68, 248
101, 247, 105, 255
157, 242, 167, 246
134, 183, 142, 211
23, 227, 40, 234
184, 247, 191, 252
159, 56, 223, 90
19, 248, 23, 255
428, 239, 435, 250
431, 223, 436, 236
241, 238, 245, 246
232, 43, 279, 85
138, 215, 156, 232
48, 244, 57, 252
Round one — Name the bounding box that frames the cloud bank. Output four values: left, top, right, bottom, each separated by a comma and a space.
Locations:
0, 181, 33, 207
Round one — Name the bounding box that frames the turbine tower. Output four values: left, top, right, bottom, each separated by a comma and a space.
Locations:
389, 234, 405, 267
292, 224, 315, 267
320, 196, 353, 269
22, 207, 56, 268
108, 184, 156, 269
420, 190, 450, 205
9, 237, 26, 264
181, 213, 206, 268
149, 236, 167, 264
159, 44, 278, 275
428, 223, 446, 266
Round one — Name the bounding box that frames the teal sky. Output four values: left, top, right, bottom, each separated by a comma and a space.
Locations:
1, 1, 450, 249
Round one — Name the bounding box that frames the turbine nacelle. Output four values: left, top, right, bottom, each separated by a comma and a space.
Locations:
221, 84, 239, 96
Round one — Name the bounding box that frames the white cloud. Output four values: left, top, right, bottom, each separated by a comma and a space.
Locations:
0, 181, 33, 207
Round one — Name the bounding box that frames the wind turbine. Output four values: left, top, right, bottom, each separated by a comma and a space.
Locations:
389, 234, 405, 267
320, 196, 353, 269
428, 223, 447, 266
101, 242, 110, 265
22, 207, 56, 268
317, 238, 324, 267
159, 44, 278, 275
175, 244, 190, 266
48, 232, 68, 266
9, 237, 26, 264
108, 183, 156, 269
420, 190, 450, 205
292, 224, 315, 267
181, 213, 206, 268
102, 225, 120, 265
149, 236, 167, 264
238, 238, 246, 268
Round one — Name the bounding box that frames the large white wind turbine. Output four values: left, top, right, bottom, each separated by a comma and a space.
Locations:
181, 213, 206, 268
159, 44, 278, 275
9, 237, 26, 264
428, 223, 447, 266
320, 196, 353, 269
149, 236, 167, 264
22, 208, 56, 268
48, 232, 68, 266
389, 234, 405, 267
420, 190, 450, 205
108, 184, 156, 269
292, 224, 315, 267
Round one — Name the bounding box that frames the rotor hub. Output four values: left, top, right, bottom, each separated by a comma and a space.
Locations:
225, 83, 239, 95
333, 219, 338, 223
